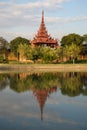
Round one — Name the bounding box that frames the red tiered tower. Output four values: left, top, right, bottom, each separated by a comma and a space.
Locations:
31, 11, 58, 48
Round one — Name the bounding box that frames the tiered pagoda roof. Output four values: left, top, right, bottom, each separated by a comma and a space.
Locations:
31, 11, 58, 48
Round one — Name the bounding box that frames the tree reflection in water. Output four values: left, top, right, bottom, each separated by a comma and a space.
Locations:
0, 74, 9, 91
8, 72, 87, 96
9, 73, 59, 120
59, 72, 83, 96
0, 72, 87, 120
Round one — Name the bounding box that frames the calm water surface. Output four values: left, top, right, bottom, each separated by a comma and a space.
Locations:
0, 72, 87, 130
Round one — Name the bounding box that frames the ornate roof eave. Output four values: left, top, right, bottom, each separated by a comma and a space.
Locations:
32, 40, 58, 44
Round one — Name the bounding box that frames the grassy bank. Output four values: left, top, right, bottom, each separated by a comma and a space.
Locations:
0, 64, 87, 73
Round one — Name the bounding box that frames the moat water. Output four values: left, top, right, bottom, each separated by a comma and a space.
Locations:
0, 72, 87, 130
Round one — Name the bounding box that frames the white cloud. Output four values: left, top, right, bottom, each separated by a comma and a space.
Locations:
0, 0, 70, 29
46, 16, 87, 24
0, 0, 68, 18
0, 0, 87, 41
45, 0, 69, 5
0, 0, 87, 27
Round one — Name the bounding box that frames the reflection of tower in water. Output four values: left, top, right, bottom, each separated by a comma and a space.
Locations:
33, 86, 57, 121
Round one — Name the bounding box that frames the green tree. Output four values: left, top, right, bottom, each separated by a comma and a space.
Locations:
25, 46, 42, 63
64, 43, 82, 64
0, 37, 9, 61
41, 47, 57, 63
17, 44, 30, 61
56, 46, 65, 62
0, 37, 9, 50
61, 33, 83, 46
25, 46, 33, 61
83, 34, 87, 43
31, 47, 42, 63
82, 34, 87, 56
0, 54, 4, 63
10, 37, 30, 60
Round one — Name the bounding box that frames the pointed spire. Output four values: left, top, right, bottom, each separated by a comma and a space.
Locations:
42, 10, 44, 23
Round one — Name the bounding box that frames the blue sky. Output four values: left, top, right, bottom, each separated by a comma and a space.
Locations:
0, 0, 87, 42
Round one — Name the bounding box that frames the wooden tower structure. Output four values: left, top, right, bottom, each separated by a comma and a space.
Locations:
31, 11, 58, 48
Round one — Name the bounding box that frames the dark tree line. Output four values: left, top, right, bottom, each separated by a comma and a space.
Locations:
0, 33, 87, 63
